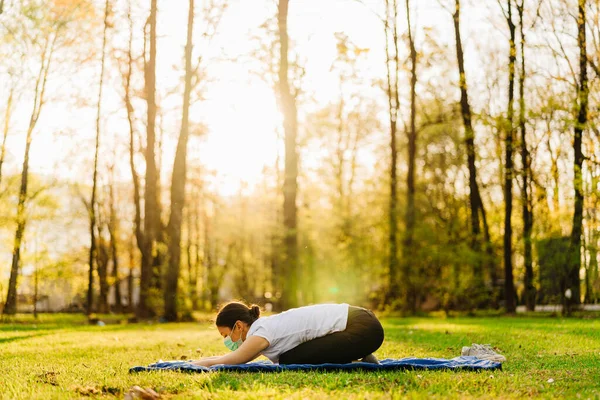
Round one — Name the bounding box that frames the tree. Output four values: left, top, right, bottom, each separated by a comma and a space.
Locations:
449, 0, 493, 305
164, 0, 195, 322
138, 0, 159, 319
278, 0, 300, 309
3, 0, 88, 315
382, 0, 401, 306
402, 0, 418, 312
117, 0, 145, 315
517, 0, 535, 311
87, 0, 111, 316
499, 0, 517, 313
0, 77, 15, 189
568, 0, 588, 312
108, 164, 122, 313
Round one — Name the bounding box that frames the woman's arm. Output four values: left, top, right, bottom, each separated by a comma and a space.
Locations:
191, 336, 269, 367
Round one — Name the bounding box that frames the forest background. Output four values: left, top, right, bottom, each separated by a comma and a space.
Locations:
0, 0, 598, 320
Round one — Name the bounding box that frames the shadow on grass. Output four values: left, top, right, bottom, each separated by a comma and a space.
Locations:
0, 332, 49, 344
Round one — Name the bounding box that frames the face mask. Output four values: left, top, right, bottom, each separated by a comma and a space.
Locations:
224, 323, 243, 351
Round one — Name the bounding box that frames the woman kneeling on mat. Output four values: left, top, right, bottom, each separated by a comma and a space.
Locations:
191, 302, 384, 367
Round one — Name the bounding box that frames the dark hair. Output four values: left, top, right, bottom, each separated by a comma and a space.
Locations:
215, 301, 260, 328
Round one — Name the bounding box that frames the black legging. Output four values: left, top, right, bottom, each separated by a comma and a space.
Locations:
278, 306, 384, 364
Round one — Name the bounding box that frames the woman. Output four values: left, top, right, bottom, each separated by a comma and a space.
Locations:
191, 302, 384, 367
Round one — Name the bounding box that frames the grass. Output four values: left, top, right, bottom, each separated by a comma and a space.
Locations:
1, 313, 599, 399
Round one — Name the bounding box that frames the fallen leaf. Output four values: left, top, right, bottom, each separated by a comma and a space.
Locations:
102, 386, 122, 395
37, 371, 59, 386
124, 385, 161, 400
73, 385, 101, 396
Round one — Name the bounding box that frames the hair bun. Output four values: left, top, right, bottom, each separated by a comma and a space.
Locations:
250, 305, 261, 319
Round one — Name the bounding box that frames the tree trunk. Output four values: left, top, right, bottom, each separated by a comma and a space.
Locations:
568, 0, 588, 312
503, 0, 516, 313
278, 0, 299, 310
87, 0, 110, 316
0, 85, 14, 188
203, 208, 213, 308
402, 0, 417, 312
164, 0, 194, 322
128, 235, 135, 311
108, 175, 122, 313
588, 231, 598, 303
97, 232, 110, 314
517, 0, 535, 311
138, 0, 159, 319
452, 0, 488, 299
33, 263, 38, 319
185, 202, 198, 309
384, 0, 400, 306
123, 0, 145, 316
193, 189, 201, 309
4, 34, 55, 316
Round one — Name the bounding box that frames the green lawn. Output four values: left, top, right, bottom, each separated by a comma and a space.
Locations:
1, 313, 599, 399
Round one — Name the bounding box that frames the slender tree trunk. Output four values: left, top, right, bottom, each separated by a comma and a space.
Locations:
402, 0, 418, 312
203, 208, 212, 308
138, 0, 159, 319
123, 1, 145, 316
588, 230, 599, 303
185, 207, 192, 303
271, 143, 283, 310
128, 234, 135, 311
517, 0, 535, 311
452, 0, 487, 297
152, 118, 166, 293
193, 190, 201, 309
185, 204, 197, 308
165, 0, 194, 322
0, 85, 14, 188
97, 232, 110, 314
384, 0, 400, 306
503, 0, 517, 313
108, 175, 122, 313
4, 34, 55, 316
88, 0, 110, 316
278, 0, 299, 309
33, 264, 38, 319
33, 237, 39, 318
568, 0, 588, 312
548, 136, 560, 212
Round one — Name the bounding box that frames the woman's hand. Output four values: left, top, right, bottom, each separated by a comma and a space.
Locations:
191, 358, 214, 367
190, 336, 269, 367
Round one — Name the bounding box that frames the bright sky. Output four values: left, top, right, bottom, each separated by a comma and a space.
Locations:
2, 0, 501, 196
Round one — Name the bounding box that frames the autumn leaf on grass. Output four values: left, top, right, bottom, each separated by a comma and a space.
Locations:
73, 385, 101, 396
124, 385, 161, 400
37, 371, 59, 386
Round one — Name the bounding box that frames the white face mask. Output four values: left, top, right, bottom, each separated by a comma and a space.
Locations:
223, 323, 243, 351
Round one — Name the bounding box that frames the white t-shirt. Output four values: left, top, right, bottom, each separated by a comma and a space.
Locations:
247, 303, 349, 363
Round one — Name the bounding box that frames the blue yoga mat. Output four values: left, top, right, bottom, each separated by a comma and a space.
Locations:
130, 356, 501, 373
